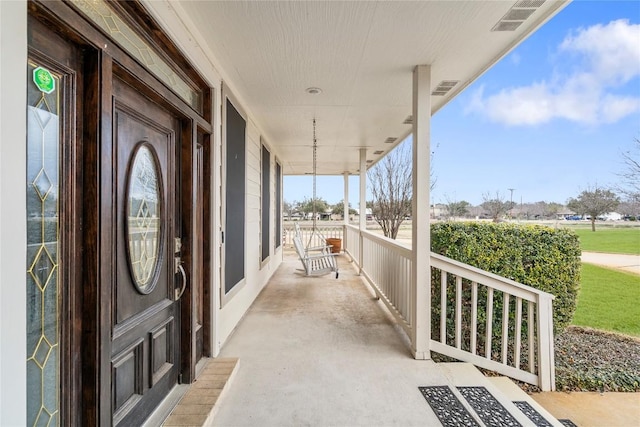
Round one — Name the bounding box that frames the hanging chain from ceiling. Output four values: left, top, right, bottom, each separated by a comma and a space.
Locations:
312, 118, 317, 230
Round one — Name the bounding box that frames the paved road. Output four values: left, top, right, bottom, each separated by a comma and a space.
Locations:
581, 251, 640, 275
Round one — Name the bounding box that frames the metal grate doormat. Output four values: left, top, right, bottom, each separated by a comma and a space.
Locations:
418, 386, 480, 427
458, 386, 522, 427
513, 401, 553, 427
559, 420, 578, 427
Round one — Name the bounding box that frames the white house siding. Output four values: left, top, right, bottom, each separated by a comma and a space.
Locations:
216, 119, 283, 351
0, 1, 28, 425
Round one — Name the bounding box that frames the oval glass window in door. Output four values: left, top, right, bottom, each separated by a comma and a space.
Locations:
126, 143, 163, 293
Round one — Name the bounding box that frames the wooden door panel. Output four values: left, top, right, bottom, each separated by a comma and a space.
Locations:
111, 76, 180, 426
112, 339, 144, 422
150, 316, 175, 386
114, 106, 172, 325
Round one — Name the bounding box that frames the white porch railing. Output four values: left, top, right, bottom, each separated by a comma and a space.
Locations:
430, 253, 556, 391
344, 224, 360, 270
344, 225, 413, 336
343, 224, 556, 391
283, 223, 344, 248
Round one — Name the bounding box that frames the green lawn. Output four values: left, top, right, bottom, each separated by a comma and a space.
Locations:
572, 263, 640, 337
572, 227, 640, 255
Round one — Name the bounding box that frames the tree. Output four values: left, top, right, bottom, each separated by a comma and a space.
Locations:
299, 197, 329, 219
526, 201, 564, 220
618, 199, 640, 218
525, 202, 538, 220
567, 185, 620, 231
283, 200, 296, 219
480, 191, 513, 222
368, 142, 412, 239
617, 137, 640, 203
443, 196, 470, 219
331, 200, 357, 217
544, 202, 563, 219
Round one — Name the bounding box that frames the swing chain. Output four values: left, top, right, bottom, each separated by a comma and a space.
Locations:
312, 118, 317, 230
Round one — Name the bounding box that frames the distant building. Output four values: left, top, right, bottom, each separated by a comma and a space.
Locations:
603, 212, 622, 221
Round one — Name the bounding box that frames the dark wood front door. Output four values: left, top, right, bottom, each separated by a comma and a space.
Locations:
110, 76, 182, 426
28, 1, 215, 424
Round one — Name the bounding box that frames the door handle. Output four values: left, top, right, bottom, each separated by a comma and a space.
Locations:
174, 260, 187, 301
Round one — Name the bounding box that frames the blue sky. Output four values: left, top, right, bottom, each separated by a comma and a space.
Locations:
284, 1, 640, 207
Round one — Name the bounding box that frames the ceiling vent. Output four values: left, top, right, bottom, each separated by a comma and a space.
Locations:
503, 8, 537, 20
373, 150, 384, 155
403, 115, 413, 125
492, 0, 545, 32
431, 80, 459, 96
493, 21, 524, 32
384, 137, 398, 144
514, 0, 545, 7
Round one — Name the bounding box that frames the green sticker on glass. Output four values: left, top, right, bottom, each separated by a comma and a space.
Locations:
33, 66, 55, 94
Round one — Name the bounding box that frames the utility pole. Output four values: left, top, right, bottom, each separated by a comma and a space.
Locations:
508, 188, 515, 219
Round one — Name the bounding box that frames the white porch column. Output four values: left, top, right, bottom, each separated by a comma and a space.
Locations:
359, 149, 367, 231
343, 171, 349, 226
358, 148, 367, 272
411, 65, 431, 359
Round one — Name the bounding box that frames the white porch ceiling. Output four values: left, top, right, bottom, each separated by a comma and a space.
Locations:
170, 0, 568, 175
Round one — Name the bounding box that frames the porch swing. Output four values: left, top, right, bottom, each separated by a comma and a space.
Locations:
292, 119, 339, 278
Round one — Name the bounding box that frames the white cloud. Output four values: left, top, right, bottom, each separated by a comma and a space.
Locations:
560, 19, 640, 84
601, 94, 640, 123
467, 19, 640, 126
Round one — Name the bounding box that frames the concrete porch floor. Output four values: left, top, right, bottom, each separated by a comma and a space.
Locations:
213, 251, 446, 426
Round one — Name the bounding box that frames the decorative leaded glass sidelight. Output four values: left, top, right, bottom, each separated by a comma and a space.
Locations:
26, 62, 60, 426
126, 144, 163, 293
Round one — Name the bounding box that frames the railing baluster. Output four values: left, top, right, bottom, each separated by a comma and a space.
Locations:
404, 258, 413, 326
358, 228, 363, 273
389, 248, 392, 303
389, 248, 393, 307
502, 293, 510, 365
471, 281, 478, 355
346, 226, 413, 335
342, 227, 555, 391
455, 276, 462, 349
440, 271, 447, 344
528, 301, 535, 374
486, 287, 493, 359
399, 255, 404, 315
515, 297, 522, 369
406, 259, 410, 322
537, 296, 555, 391
391, 249, 395, 308
398, 252, 402, 314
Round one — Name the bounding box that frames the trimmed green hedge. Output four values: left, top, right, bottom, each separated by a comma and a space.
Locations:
431, 222, 581, 333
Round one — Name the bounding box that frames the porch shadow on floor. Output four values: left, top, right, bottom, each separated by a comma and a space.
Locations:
213, 251, 446, 426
